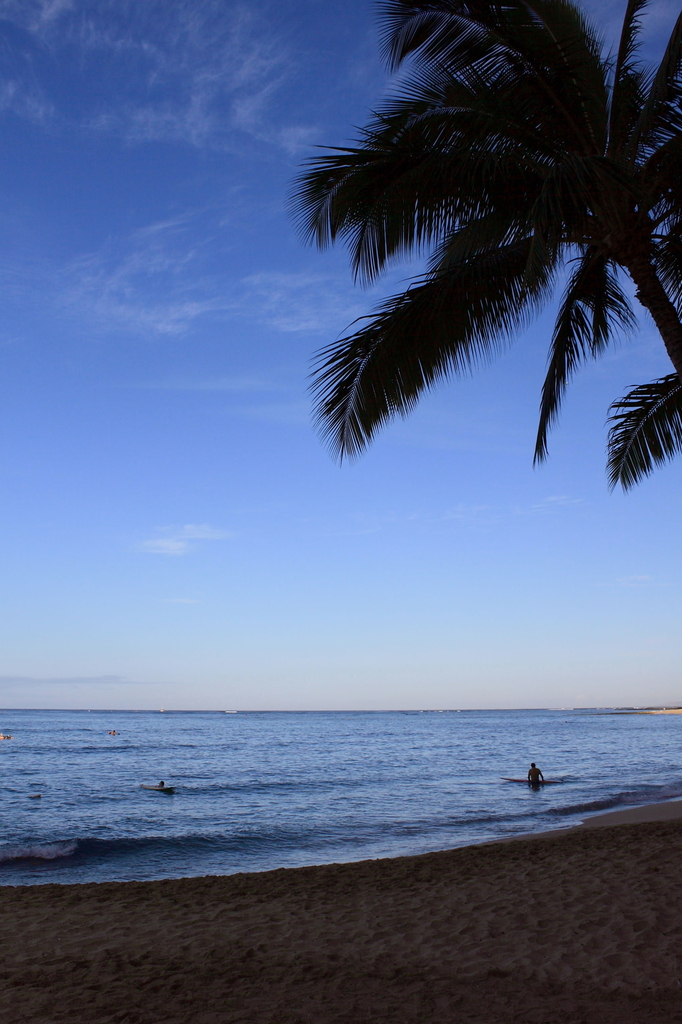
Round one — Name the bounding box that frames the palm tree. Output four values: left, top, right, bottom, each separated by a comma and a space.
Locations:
291, 0, 682, 489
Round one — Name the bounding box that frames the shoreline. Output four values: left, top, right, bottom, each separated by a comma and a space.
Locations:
3, 793, 682, 891
3, 802, 682, 1022
506, 793, 682, 843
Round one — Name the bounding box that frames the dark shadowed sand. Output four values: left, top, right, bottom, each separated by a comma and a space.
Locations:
3, 802, 682, 1023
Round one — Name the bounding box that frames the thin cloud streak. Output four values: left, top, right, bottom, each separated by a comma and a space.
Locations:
318, 496, 586, 536
138, 523, 232, 556
138, 376, 283, 393
238, 272, 369, 334
0, 674, 158, 686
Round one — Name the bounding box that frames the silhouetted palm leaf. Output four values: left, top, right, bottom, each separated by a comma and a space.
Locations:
313, 234, 552, 458
608, 0, 650, 158
607, 375, 682, 489
535, 251, 635, 462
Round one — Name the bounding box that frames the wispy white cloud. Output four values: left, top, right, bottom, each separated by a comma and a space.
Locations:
437, 495, 584, 524
237, 271, 368, 334
0, 78, 54, 122
596, 574, 672, 590
0, 0, 303, 150
59, 215, 369, 339
138, 523, 231, 556
133, 374, 309, 425
140, 376, 282, 393
61, 213, 232, 335
512, 495, 584, 516
234, 400, 310, 425
616, 574, 654, 587
0, 1, 77, 29
318, 495, 585, 536
274, 124, 319, 155
0, 673, 153, 685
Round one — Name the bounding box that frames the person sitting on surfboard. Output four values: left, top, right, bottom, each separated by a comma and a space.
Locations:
528, 763, 544, 783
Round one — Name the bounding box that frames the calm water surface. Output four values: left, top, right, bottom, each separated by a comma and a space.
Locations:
1, 708, 680, 885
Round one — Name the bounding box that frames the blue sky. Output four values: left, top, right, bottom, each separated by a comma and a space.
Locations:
0, 0, 680, 710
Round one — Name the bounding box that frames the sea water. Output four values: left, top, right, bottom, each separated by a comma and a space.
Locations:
1, 707, 681, 886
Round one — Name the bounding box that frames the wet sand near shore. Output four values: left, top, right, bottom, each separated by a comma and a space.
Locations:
2, 804, 682, 1024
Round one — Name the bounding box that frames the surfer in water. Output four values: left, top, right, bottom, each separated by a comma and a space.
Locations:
527, 763, 544, 783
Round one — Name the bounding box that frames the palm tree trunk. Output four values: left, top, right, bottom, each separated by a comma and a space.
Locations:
625, 255, 682, 379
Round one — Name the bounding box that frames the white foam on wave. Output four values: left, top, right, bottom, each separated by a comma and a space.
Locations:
0, 840, 78, 863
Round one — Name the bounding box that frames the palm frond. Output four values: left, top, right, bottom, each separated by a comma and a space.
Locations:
521, 0, 608, 152
652, 232, 682, 309
379, 0, 512, 73
607, 0, 649, 157
642, 133, 682, 210
379, 0, 608, 153
290, 111, 473, 284
312, 235, 554, 459
291, 100, 552, 284
529, 153, 636, 248
607, 374, 682, 488
535, 252, 635, 462
628, 8, 682, 159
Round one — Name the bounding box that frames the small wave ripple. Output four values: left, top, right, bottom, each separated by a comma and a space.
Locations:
546, 783, 682, 819
0, 840, 78, 863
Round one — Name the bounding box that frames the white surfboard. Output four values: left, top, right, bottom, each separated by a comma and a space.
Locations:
501, 777, 563, 784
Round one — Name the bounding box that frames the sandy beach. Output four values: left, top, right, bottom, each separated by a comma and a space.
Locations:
3, 803, 682, 1024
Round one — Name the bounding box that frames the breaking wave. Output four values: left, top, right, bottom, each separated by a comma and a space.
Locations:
0, 840, 78, 863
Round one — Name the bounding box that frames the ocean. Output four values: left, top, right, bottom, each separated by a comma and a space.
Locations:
1, 707, 681, 886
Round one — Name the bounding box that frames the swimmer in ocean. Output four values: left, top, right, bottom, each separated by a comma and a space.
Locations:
527, 763, 544, 783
